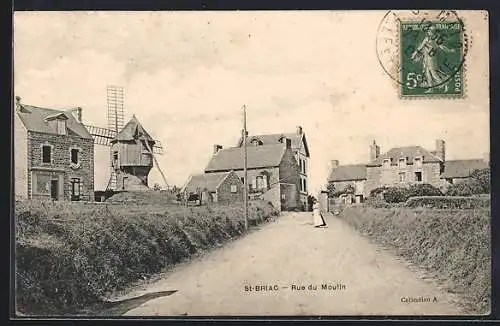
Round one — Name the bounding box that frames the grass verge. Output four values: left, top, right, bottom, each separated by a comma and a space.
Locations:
15, 199, 279, 315
337, 205, 491, 314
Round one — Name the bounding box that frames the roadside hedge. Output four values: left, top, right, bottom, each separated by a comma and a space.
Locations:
369, 183, 443, 203
405, 196, 491, 209
15, 199, 279, 315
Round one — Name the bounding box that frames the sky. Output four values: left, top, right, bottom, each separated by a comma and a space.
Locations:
13, 10, 490, 195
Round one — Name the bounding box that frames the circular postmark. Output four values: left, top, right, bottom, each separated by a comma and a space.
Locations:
376, 10, 470, 97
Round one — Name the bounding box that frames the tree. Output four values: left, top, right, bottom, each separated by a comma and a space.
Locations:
326, 183, 336, 198
470, 168, 490, 194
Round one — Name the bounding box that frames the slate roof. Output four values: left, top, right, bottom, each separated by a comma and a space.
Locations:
328, 164, 367, 182
205, 144, 287, 172
237, 132, 310, 157
16, 104, 93, 139
184, 172, 230, 192
368, 146, 442, 166
441, 159, 489, 179
112, 115, 155, 143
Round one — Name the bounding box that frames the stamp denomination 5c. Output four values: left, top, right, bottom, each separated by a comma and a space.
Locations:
376, 10, 469, 99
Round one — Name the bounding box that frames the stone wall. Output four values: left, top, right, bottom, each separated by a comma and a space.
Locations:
279, 148, 301, 209
28, 131, 94, 201
14, 113, 28, 198
364, 162, 446, 197
216, 171, 244, 204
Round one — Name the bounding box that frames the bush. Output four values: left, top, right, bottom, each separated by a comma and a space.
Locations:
407, 183, 443, 197
405, 196, 490, 209
446, 179, 485, 196
15, 200, 279, 315
383, 186, 411, 203
370, 184, 442, 203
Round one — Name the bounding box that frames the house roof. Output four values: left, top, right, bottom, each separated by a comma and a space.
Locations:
237, 132, 310, 157
368, 146, 442, 166
205, 144, 287, 172
328, 164, 367, 182
112, 115, 155, 143
16, 104, 93, 139
184, 172, 231, 193
441, 159, 489, 179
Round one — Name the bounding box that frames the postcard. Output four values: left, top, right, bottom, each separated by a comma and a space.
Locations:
13, 10, 490, 317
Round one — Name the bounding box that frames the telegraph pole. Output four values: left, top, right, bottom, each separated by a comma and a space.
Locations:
243, 105, 248, 231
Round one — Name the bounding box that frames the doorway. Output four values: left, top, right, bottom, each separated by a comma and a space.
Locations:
71, 178, 81, 201
50, 179, 59, 200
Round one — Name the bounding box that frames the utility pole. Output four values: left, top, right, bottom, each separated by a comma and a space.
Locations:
243, 105, 248, 231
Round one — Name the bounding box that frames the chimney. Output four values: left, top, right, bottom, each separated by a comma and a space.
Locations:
370, 140, 380, 161
296, 125, 303, 135
77, 107, 82, 123
331, 160, 339, 169
213, 144, 223, 154
435, 139, 445, 161
284, 137, 291, 149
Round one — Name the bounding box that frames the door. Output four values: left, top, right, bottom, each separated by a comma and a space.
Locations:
50, 179, 59, 200
70, 178, 81, 201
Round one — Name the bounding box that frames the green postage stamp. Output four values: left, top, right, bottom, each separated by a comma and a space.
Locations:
376, 10, 469, 99
400, 21, 465, 97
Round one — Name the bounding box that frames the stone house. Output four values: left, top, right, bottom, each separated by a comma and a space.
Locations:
183, 171, 244, 204
14, 97, 94, 201
327, 139, 489, 202
205, 137, 301, 211
236, 126, 310, 209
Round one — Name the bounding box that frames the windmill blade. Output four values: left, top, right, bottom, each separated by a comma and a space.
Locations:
85, 124, 117, 146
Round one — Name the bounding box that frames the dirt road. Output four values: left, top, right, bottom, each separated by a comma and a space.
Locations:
118, 212, 464, 316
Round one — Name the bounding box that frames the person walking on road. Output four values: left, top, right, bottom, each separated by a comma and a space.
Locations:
313, 202, 327, 228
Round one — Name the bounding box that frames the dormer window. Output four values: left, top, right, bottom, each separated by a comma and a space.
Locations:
250, 138, 263, 146
398, 157, 406, 168
45, 112, 68, 135
414, 156, 423, 168
56, 120, 66, 135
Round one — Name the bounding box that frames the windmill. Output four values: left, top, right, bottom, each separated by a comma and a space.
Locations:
84, 85, 168, 191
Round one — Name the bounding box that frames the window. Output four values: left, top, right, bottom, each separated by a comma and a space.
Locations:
383, 158, 391, 167
299, 159, 302, 171
415, 172, 422, 182
251, 139, 262, 146
414, 157, 422, 168
56, 120, 66, 135
230, 185, 237, 193
302, 160, 307, 174
42, 145, 52, 163
71, 149, 79, 164
303, 179, 307, 192
112, 151, 118, 167
255, 175, 268, 190
34, 173, 51, 195
240, 177, 245, 184
398, 158, 406, 168
399, 172, 406, 182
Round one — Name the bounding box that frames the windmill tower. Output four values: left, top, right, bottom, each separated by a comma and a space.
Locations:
84, 85, 167, 191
